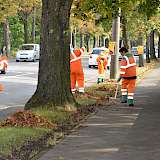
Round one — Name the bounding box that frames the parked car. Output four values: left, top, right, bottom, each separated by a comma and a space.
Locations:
16, 44, 40, 62
131, 47, 138, 56
0, 55, 8, 74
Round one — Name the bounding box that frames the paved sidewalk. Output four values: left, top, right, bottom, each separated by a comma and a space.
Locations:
39, 66, 160, 160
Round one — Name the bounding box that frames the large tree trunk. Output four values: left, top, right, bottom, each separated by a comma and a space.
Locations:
105, 38, 109, 48
25, 0, 75, 109
85, 32, 90, 52
93, 35, 96, 48
2, 18, 10, 56
98, 35, 100, 47
24, 13, 29, 44
32, 7, 36, 43
101, 35, 104, 47
150, 30, 156, 59
80, 31, 83, 48
95, 35, 100, 47
146, 35, 150, 63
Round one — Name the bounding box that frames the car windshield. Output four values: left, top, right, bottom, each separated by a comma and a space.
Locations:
21, 45, 34, 50
92, 49, 105, 55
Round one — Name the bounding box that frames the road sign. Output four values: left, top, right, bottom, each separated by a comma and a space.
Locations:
137, 45, 144, 55
109, 42, 116, 53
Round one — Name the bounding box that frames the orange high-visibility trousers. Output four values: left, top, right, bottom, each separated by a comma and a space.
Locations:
70, 71, 84, 93
121, 79, 136, 100
70, 61, 84, 93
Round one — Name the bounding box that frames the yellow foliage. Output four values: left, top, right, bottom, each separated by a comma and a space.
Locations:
0, 0, 19, 21
0, 0, 41, 21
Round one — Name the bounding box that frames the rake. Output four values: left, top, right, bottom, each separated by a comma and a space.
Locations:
110, 82, 119, 100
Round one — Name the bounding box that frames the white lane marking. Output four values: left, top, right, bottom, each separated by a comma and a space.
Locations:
0, 76, 37, 85
0, 104, 24, 110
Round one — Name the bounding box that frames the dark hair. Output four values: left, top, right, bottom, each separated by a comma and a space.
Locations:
119, 47, 128, 53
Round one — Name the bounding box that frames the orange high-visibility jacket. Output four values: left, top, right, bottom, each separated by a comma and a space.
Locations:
120, 53, 136, 78
70, 48, 84, 73
0, 56, 8, 70
96, 56, 107, 75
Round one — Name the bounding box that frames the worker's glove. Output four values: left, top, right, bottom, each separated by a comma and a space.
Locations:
117, 77, 122, 83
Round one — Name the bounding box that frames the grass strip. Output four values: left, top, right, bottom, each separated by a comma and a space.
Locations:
0, 127, 50, 157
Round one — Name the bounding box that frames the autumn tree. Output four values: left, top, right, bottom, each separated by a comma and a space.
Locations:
18, 0, 41, 43
0, 0, 19, 55
138, 0, 160, 60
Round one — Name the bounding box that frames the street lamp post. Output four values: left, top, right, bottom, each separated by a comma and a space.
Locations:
110, 8, 121, 79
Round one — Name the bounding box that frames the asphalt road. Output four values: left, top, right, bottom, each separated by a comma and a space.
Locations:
0, 57, 98, 118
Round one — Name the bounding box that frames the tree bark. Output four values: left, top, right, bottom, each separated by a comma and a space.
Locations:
146, 35, 150, 63
105, 38, 109, 48
32, 7, 36, 44
25, 0, 75, 109
80, 31, 83, 48
98, 35, 100, 47
93, 35, 96, 48
101, 35, 104, 47
24, 13, 29, 44
2, 18, 10, 56
85, 32, 90, 52
150, 30, 156, 59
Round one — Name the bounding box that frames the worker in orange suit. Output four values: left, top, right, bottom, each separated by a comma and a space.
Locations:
96, 52, 107, 84
70, 47, 85, 94
117, 47, 137, 106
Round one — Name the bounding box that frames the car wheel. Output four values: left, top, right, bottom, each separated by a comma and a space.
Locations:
16, 60, 19, 62
32, 57, 36, 62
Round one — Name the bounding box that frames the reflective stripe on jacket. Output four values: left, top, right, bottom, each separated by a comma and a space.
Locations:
70, 49, 83, 73
120, 53, 136, 78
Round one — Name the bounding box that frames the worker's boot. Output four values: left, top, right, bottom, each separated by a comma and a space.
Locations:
128, 99, 134, 106
121, 95, 127, 103
97, 78, 101, 84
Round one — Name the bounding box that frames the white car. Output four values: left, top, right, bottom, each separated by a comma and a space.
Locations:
16, 44, 40, 62
88, 47, 110, 68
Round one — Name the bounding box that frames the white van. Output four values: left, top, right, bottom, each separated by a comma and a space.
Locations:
16, 44, 40, 62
